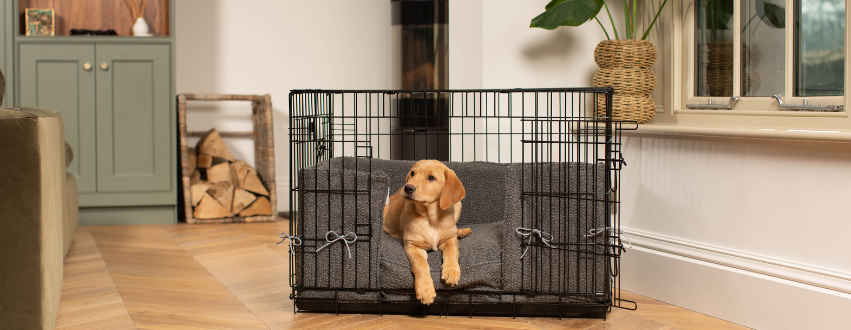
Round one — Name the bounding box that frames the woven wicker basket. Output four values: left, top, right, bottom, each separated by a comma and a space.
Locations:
702, 42, 760, 97
707, 42, 734, 97
593, 40, 657, 123
177, 94, 276, 224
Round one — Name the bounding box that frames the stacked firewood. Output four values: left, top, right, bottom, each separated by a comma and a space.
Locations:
188, 129, 272, 219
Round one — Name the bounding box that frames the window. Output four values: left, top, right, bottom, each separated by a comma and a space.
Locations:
672, 0, 847, 118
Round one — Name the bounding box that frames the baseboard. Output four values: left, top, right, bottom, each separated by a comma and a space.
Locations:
621, 229, 851, 330
79, 206, 176, 225
624, 228, 851, 294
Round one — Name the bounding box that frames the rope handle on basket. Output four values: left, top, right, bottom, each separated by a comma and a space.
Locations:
315, 231, 358, 258
276, 232, 302, 255
515, 227, 553, 259
583, 227, 632, 248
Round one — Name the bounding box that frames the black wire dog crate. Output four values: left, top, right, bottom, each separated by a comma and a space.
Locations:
286, 88, 635, 319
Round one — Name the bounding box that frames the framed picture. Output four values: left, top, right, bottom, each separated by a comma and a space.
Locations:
25, 8, 55, 36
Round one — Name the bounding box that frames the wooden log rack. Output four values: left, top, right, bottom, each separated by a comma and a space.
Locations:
177, 94, 276, 224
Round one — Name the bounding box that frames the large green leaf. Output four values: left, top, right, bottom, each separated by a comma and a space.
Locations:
531, 0, 605, 30
763, 2, 785, 29
703, 0, 734, 31
545, 0, 569, 10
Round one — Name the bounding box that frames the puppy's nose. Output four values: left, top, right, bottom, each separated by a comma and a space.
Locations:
404, 184, 416, 195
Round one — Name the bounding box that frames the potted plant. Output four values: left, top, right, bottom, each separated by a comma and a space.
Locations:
531, 0, 668, 123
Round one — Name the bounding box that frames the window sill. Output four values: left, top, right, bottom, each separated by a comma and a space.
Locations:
622, 123, 851, 143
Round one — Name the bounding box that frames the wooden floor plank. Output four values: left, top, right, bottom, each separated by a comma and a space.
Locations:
619, 291, 746, 330
54, 227, 136, 330
583, 312, 674, 330
89, 225, 268, 330
384, 314, 542, 330
162, 223, 293, 328
55, 221, 751, 330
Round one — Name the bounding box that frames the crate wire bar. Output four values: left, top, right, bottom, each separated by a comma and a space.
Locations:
288, 88, 636, 318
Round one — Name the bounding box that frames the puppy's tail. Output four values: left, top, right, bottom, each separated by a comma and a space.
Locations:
457, 228, 472, 239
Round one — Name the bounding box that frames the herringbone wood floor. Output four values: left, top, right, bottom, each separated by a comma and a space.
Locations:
54, 220, 749, 330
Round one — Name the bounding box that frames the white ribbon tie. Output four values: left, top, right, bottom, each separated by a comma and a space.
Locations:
515, 227, 553, 259
276, 232, 302, 255
583, 227, 631, 248
315, 231, 358, 258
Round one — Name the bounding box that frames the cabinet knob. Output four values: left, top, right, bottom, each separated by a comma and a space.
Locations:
83, 62, 92, 71
100, 62, 109, 70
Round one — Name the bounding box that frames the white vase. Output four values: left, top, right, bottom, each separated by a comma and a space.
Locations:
132, 17, 151, 36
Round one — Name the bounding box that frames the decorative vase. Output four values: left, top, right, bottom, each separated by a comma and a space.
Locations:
593, 40, 657, 124
132, 17, 151, 36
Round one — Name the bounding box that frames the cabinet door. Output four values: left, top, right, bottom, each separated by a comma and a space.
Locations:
19, 44, 97, 192
95, 45, 171, 193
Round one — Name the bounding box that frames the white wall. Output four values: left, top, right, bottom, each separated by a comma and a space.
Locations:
480, 0, 612, 89
449, 0, 483, 89
455, 1, 851, 329
176, 0, 392, 211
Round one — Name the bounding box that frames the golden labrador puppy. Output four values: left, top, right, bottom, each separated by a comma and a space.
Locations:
383, 160, 472, 305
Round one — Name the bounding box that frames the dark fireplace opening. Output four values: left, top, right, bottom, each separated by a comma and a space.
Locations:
391, 0, 449, 161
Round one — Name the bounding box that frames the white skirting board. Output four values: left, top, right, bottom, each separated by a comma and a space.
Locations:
621, 234, 851, 330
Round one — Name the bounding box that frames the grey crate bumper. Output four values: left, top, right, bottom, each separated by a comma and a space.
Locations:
294, 157, 610, 306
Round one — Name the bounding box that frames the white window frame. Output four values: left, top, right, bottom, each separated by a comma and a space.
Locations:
649, 0, 851, 133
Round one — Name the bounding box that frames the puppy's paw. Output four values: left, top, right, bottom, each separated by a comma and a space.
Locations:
441, 266, 461, 286
457, 228, 473, 239
415, 280, 436, 305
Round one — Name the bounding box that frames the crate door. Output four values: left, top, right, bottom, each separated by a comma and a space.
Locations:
295, 165, 386, 298
518, 162, 611, 304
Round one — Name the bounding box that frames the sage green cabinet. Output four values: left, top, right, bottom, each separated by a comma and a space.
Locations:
8, 0, 176, 224
19, 44, 97, 192
17, 43, 175, 218
95, 45, 171, 193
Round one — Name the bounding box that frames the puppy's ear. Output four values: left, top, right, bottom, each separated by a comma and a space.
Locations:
439, 169, 465, 210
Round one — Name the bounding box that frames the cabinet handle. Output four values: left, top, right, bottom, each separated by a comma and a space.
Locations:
100, 62, 109, 70
83, 62, 92, 71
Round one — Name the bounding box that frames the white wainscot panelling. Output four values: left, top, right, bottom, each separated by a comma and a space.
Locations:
620, 136, 851, 273
618, 135, 851, 329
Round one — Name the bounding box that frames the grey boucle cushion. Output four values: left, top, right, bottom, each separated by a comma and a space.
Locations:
378, 221, 503, 302
295, 157, 609, 304
296, 166, 387, 301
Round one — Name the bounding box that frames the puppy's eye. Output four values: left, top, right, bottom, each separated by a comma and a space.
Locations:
428, 175, 436, 181
410, 171, 415, 177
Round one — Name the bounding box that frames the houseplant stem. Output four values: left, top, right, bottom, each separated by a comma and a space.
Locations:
641, 0, 668, 40
595, 17, 611, 39
623, 0, 632, 39
632, 0, 637, 38
603, 1, 619, 39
